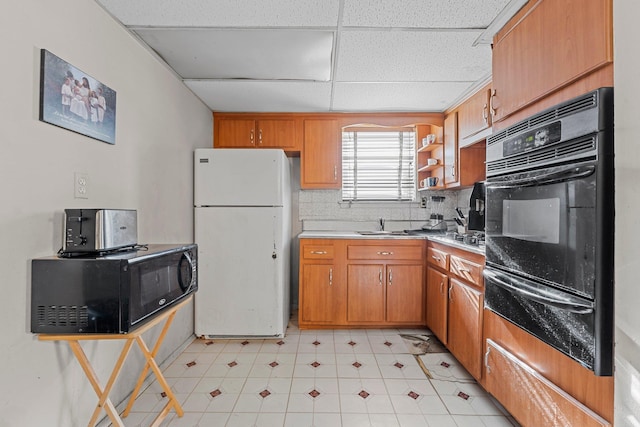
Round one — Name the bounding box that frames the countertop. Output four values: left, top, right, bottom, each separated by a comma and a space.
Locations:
298, 231, 485, 255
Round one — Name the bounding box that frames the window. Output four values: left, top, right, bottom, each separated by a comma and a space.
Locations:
342, 129, 416, 201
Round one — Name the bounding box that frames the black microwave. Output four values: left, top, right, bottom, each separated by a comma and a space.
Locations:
31, 244, 197, 334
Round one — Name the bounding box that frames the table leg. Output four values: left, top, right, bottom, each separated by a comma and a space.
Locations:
68, 339, 134, 427
135, 335, 184, 420
122, 309, 179, 418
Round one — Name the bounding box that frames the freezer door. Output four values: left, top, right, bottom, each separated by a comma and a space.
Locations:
194, 148, 287, 207
194, 206, 289, 337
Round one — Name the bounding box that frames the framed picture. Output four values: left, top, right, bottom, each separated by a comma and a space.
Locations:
39, 49, 116, 145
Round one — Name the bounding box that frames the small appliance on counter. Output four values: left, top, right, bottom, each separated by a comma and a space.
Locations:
60, 208, 137, 257
467, 181, 485, 232
422, 196, 447, 231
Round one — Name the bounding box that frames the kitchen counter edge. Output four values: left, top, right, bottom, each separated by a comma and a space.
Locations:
298, 231, 485, 255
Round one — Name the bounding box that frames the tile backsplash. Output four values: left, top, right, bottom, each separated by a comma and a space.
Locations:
298, 188, 473, 231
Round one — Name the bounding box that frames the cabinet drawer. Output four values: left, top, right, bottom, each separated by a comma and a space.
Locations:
485, 339, 610, 427
427, 247, 449, 269
449, 255, 483, 287
302, 245, 334, 260
348, 245, 422, 261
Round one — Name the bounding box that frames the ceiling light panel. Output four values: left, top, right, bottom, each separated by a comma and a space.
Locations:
342, 0, 512, 28
135, 29, 334, 80
336, 31, 491, 82
97, 0, 340, 27
185, 80, 332, 112
332, 81, 474, 111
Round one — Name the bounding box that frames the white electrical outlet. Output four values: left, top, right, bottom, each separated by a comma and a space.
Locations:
74, 172, 89, 199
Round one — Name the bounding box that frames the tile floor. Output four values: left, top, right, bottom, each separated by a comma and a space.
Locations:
117, 320, 519, 427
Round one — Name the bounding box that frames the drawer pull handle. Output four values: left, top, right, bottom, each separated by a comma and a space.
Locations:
379, 269, 383, 285
258, 129, 263, 145
431, 255, 441, 262
250, 129, 255, 145
485, 346, 491, 374
388, 269, 393, 286
329, 268, 333, 286
458, 268, 471, 273
377, 251, 394, 256
448, 284, 453, 301
310, 250, 327, 255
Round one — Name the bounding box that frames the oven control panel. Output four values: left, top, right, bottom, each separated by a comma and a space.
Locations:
503, 121, 562, 157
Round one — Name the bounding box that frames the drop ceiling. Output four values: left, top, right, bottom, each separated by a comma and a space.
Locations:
96, 0, 526, 113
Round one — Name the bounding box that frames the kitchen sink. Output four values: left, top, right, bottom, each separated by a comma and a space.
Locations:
356, 230, 408, 236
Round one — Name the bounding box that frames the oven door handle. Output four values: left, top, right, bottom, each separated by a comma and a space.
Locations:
487, 164, 595, 189
484, 269, 594, 314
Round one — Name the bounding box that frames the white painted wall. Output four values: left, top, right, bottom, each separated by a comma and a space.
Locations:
0, 1, 212, 425
614, 1, 640, 424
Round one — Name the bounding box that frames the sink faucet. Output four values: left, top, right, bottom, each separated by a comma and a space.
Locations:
379, 217, 385, 231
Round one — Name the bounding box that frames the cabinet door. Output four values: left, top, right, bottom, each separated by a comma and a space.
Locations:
491, 0, 612, 122
485, 339, 611, 427
347, 264, 385, 322
458, 87, 491, 140
300, 264, 340, 323
447, 278, 483, 379
216, 119, 256, 147
443, 112, 458, 186
302, 119, 341, 189
426, 267, 448, 345
256, 119, 297, 148
386, 264, 424, 323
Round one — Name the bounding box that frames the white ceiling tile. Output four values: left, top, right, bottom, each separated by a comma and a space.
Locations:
98, 0, 340, 27
135, 29, 334, 80
342, 0, 512, 28
185, 80, 332, 112
336, 31, 491, 82
332, 82, 473, 112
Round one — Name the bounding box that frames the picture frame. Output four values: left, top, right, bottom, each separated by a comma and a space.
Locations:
39, 49, 117, 145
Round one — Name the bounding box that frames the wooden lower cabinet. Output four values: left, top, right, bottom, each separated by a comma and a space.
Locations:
425, 241, 484, 381
385, 264, 424, 323
426, 266, 448, 344
300, 263, 343, 324
485, 339, 610, 427
447, 278, 483, 379
483, 309, 614, 425
347, 264, 386, 323
299, 238, 426, 328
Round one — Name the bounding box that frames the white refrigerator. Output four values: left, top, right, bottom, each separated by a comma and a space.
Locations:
194, 148, 291, 337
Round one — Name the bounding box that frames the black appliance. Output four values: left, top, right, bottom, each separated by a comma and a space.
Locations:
467, 181, 485, 231
483, 87, 614, 376
31, 244, 197, 334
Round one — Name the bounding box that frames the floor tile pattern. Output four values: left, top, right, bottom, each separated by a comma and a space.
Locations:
108, 321, 520, 427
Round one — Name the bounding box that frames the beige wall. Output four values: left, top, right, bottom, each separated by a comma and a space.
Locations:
0, 1, 212, 425
614, 1, 640, 424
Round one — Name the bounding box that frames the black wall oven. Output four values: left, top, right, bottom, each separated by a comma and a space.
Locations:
484, 88, 614, 376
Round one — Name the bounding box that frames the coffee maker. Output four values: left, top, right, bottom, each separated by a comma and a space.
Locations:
467, 181, 485, 231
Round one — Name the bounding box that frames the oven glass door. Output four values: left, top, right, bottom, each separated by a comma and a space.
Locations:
485, 161, 597, 299
483, 267, 611, 374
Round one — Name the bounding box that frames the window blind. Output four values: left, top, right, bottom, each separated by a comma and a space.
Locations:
342, 130, 416, 201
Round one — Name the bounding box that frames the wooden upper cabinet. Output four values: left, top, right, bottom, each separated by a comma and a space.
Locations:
458, 85, 491, 141
301, 119, 341, 189
443, 112, 458, 186
216, 119, 256, 148
213, 114, 299, 151
255, 119, 297, 148
491, 0, 613, 123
